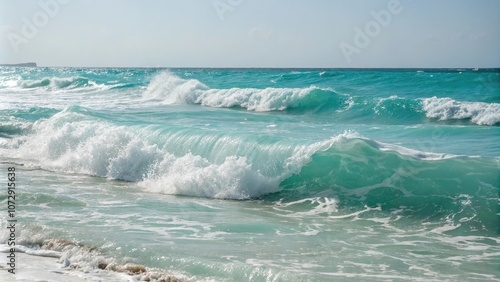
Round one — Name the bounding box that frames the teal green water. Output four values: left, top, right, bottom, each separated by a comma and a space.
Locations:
0, 67, 499, 281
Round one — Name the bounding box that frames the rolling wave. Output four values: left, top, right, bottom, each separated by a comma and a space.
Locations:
143, 71, 350, 112
278, 137, 499, 234
143, 72, 500, 125
1, 106, 496, 233
3, 71, 500, 126
18, 76, 94, 89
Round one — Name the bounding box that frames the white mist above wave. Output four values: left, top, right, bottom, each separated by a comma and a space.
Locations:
422, 97, 500, 126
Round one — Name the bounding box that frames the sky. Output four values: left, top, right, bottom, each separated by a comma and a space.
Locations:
1, 0, 499, 68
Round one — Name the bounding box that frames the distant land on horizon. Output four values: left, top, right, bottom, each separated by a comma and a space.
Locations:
0, 62, 37, 67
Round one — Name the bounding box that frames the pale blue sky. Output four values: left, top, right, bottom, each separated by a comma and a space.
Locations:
1, 0, 499, 68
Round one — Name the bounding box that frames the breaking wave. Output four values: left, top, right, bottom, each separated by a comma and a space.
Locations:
143, 72, 350, 112
422, 97, 500, 126
1, 106, 497, 233
143, 72, 500, 126
18, 76, 95, 89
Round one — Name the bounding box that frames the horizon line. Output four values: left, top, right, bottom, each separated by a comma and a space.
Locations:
1, 64, 499, 71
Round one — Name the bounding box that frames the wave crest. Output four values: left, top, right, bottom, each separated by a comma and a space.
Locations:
5, 106, 497, 229
143, 72, 346, 112
8, 109, 284, 199
422, 97, 500, 126
18, 76, 93, 89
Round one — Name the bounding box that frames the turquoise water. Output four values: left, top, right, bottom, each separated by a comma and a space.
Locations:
0, 67, 499, 281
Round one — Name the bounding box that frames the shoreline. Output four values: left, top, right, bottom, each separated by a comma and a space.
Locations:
0, 241, 189, 282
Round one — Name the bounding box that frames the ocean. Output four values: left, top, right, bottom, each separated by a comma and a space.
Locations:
0, 67, 499, 281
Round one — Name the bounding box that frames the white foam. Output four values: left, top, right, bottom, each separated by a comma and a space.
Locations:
7, 109, 284, 199
273, 197, 338, 217
142, 71, 319, 112
371, 140, 457, 160
331, 130, 461, 160
15, 76, 100, 90
0, 242, 185, 282
0, 77, 19, 89
422, 97, 500, 125
198, 87, 316, 111
143, 71, 208, 104
19, 246, 63, 258
9, 110, 162, 181
5, 110, 362, 199
140, 154, 282, 199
